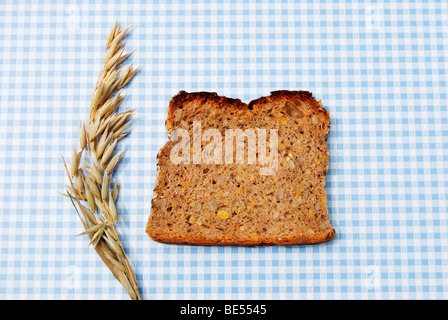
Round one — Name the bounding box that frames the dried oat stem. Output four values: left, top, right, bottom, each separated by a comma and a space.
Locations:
61, 21, 141, 300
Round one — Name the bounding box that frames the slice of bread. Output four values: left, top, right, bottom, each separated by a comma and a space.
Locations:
146, 90, 335, 245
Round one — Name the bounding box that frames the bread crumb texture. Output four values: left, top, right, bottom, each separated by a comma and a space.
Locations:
147, 90, 335, 246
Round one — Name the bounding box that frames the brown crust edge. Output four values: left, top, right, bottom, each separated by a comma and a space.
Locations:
147, 226, 335, 246
166, 90, 330, 135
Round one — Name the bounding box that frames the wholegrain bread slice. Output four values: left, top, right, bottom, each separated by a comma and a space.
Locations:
146, 90, 335, 245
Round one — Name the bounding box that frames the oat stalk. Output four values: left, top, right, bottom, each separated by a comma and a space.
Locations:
61, 21, 141, 300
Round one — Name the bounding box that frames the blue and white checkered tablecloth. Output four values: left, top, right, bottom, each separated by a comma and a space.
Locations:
0, 0, 447, 300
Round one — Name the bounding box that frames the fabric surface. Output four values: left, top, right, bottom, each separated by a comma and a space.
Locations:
0, 0, 447, 299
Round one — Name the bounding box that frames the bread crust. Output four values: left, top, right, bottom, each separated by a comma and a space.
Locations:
148, 90, 335, 246
167, 90, 329, 131
147, 225, 335, 246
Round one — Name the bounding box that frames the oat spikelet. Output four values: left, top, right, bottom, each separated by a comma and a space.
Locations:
104, 150, 125, 175
101, 138, 118, 169
60, 22, 141, 300
101, 172, 111, 200
79, 121, 87, 150
112, 181, 120, 203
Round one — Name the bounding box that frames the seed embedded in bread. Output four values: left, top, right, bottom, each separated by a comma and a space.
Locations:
146, 90, 335, 246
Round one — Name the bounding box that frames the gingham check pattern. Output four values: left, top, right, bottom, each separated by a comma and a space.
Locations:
0, 0, 447, 300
